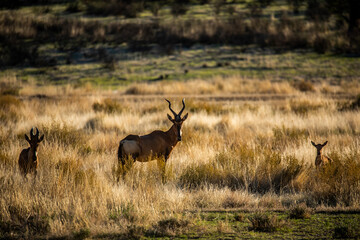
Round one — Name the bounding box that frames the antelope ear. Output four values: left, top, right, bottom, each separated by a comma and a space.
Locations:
39, 134, 44, 142
322, 141, 328, 146
311, 141, 316, 147
182, 113, 188, 121
167, 114, 174, 122
25, 134, 30, 143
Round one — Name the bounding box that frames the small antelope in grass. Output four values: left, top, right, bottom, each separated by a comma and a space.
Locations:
19, 128, 44, 177
117, 99, 188, 179
311, 140, 332, 168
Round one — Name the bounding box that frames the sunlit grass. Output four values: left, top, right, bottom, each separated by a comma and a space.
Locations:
0, 78, 360, 238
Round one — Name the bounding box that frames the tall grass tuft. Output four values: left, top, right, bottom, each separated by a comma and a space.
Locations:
289, 204, 311, 219
306, 151, 360, 206
180, 144, 304, 193
147, 217, 190, 237
92, 98, 125, 114
248, 212, 286, 232
41, 123, 86, 148
0, 95, 23, 123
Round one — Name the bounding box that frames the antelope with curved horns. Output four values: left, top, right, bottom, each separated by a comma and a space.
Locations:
311, 140, 332, 168
117, 99, 188, 179
18, 128, 44, 177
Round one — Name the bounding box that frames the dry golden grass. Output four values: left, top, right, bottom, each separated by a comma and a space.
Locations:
0, 77, 360, 238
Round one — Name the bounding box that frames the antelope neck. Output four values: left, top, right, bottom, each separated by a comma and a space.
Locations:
167, 124, 180, 144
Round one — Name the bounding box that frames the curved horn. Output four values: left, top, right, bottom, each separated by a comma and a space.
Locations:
165, 99, 177, 117
178, 98, 186, 116
35, 127, 39, 137
30, 128, 34, 137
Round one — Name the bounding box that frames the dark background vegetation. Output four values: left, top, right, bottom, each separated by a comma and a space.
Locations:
0, 0, 359, 68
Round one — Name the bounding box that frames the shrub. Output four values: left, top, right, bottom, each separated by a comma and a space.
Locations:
333, 226, 356, 239
252, 152, 304, 193
147, 217, 190, 237
66, 1, 81, 13
295, 80, 315, 92
288, 99, 323, 115
109, 203, 137, 222
179, 162, 223, 189
170, 1, 189, 17
148, 2, 161, 17
233, 213, 245, 222
0, 95, 22, 109
41, 123, 86, 148
92, 98, 124, 114
0, 95, 23, 123
313, 35, 332, 53
185, 100, 226, 114
222, 195, 246, 209
84, 117, 103, 132
289, 204, 311, 219
2, 206, 50, 236
248, 213, 285, 232
0, 85, 20, 96
339, 94, 360, 111
272, 125, 309, 148
83, 0, 143, 17
211, 0, 226, 16
102, 56, 117, 71
73, 228, 91, 240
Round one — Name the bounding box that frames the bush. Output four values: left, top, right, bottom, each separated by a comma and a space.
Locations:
41, 123, 86, 148
289, 204, 311, 219
0, 85, 20, 96
83, 0, 143, 17
0, 95, 23, 123
84, 117, 103, 132
148, 2, 161, 17
147, 217, 190, 237
248, 213, 285, 232
1, 206, 50, 236
288, 99, 323, 115
295, 80, 315, 92
185, 100, 226, 114
73, 228, 91, 240
313, 35, 332, 53
272, 125, 309, 148
170, 2, 189, 17
333, 226, 356, 239
211, 0, 226, 15
339, 95, 360, 111
65, 1, 81, 13
92, 98, 124, 114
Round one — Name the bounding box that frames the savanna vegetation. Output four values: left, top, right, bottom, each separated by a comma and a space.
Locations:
1, 75, 360, 238
1, 0, 360, 239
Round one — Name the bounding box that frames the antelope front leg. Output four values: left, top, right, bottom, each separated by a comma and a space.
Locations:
157, 157, 167, 183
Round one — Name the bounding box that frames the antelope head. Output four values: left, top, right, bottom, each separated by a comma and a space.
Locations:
165, 98, 188, 142
311, 141, 328, 156
25, 128, 44, 163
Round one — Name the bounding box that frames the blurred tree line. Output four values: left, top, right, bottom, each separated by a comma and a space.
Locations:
2, 0, 357, 37
0, 0, 359, 68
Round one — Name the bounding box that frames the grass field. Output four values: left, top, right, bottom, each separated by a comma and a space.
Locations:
1, 1, 360, 239
1, 76, 360, 238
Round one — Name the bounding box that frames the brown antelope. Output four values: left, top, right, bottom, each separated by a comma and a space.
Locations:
117, 99, 188, 178
19, 128, 44, 177
311, 140, 332, 168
